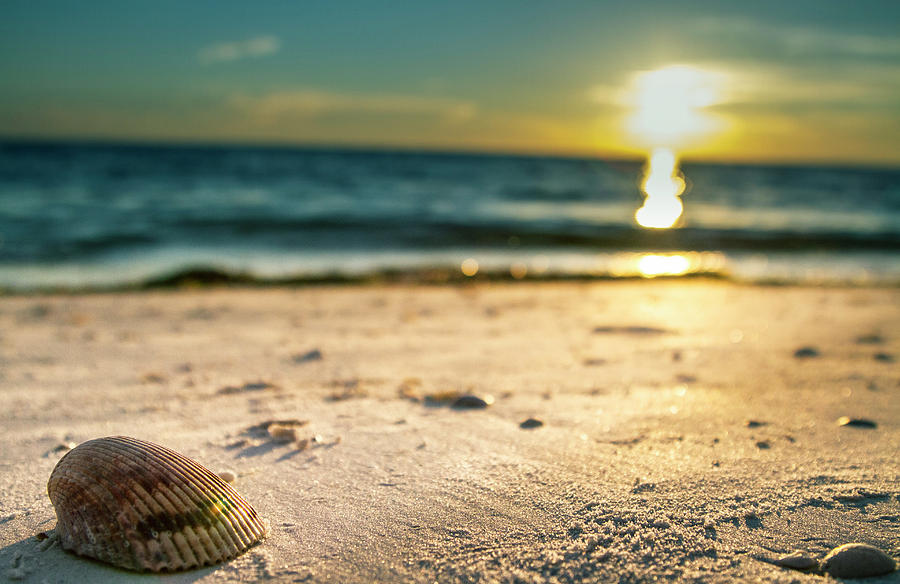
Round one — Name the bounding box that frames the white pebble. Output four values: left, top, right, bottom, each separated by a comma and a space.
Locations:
217, 470, 237, 483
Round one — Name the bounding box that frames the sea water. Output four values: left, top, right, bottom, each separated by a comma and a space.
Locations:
1, 140, 898, 290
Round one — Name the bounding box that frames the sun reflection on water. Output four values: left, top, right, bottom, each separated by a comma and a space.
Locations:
637, 253, 690, 277
635, 147, 685, 229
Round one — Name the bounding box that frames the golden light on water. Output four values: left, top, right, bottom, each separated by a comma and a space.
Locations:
637, 254, 691, 277
461, 258, 479, 276
609, 251, 726, 279
635, 147, 685, 229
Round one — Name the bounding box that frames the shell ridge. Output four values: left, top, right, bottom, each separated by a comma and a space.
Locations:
85, 439, 190, 564
97, 438, 234, 563
129, 441, 251, 557
105, 439, 242, 565
116, 438, 265, 560
132, 439, 264, 550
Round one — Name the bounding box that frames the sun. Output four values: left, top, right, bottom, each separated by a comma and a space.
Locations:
626, 65, 723, 149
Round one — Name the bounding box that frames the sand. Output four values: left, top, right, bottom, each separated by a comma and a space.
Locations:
0, 280, 898, 583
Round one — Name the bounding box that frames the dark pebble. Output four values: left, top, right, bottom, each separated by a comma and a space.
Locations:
745, 420, 767, 428
293, 349, 324, 363
837, 417, 877, 428
451, 395, 491, 409
874, 352, 895, 363
755, 440, 771, 449
519, 418, 544, 429
593, 325, 669, 335
793, 347, 820, 358
218, 380, 278, 394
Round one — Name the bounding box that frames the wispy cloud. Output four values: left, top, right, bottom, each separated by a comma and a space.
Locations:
229, 90, 477, 122
721, 65, 900, 110
692, 17, 900, 60
198, 35, 281, 64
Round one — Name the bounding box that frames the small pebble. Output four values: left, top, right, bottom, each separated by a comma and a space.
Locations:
745, 420, 767, 428
519, 418, 544, 429
837, 417, 877, 429
773, 551, 818, 570
293, 349, 323, 364
219, 380, 279, 395
268, 424, 299, 443
217, 470, 237, 483
793, 347, 820, 359
37, 532, 57, 552
451, 394, 493, 409
820, 543, 896, 578
874, 352, 895, 363
755, 440, 770, 449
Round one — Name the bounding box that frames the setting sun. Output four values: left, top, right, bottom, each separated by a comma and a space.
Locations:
626, 65, 724, 148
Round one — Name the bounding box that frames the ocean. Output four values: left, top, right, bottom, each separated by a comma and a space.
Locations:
1, 140, 898, 291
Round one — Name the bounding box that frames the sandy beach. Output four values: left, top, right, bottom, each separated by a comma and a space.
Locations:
1, 279, 898, 583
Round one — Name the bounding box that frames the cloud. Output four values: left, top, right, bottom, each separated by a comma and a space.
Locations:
229, 90, 477, 122
692, 17, 900, 60
721, 65, 900, 110
198, 35, 280, 64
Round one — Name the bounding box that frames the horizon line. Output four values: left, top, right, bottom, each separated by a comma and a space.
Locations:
2, 134, 898, 171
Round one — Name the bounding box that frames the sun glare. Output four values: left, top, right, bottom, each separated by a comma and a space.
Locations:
627, 65, 723, 230
627, 65, 722, 148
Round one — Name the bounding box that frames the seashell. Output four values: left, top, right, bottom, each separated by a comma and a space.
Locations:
820, 542, 896, 578
48, 436, 266, 572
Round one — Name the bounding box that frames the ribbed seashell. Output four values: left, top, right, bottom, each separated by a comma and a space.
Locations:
48, 436, 266, 572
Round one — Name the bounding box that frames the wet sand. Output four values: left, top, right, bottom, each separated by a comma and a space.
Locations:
1, 280, 898, 582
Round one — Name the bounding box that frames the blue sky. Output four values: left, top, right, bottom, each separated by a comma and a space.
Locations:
2, 1, 899, 163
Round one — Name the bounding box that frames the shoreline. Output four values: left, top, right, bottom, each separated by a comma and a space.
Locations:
1, 280, 898, 582
3, 266, 900, 297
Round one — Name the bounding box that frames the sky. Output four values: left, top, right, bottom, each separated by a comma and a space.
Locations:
1, 0, 899, 165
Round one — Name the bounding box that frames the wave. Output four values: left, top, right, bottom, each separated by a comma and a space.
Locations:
4, 217, 898, 265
